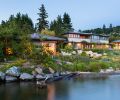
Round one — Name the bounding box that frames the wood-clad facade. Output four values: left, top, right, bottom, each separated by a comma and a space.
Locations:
112, 40, 120, 50
31, 33, 65, 55
63, 32, 109, 49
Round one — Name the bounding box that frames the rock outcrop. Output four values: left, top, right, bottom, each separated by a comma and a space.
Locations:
0, 72, 5, 81
20, 73, 34, 81
6, 66, 21, 77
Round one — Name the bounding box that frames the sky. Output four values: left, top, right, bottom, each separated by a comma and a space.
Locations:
0, 0, 120, 31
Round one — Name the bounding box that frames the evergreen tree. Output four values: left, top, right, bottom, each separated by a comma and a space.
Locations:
57, 15, 63, 26
37, 4, 48, 32
9, 15, 14, 21
50, 15, 64, 36
50, 20, 55, 31
0, 13, 34, 57
50, 13, 73, 36
0, 13, 34, 40
103, 24, 106, 34
82, 24, 120, 41
63, 13, 73, 32
1, 20, 6, 26
109, 24, 113, 32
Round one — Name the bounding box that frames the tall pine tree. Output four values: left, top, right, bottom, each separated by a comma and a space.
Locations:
103, 24, 106, 34
63, 13, 73, 32
37, 4, 48, 32
109, 24, 113, 32
50, 15, 64, 36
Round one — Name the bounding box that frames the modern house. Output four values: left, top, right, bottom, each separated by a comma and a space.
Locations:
30, 33, 65, 55
63, 32, 109, 49
111, 40, 120, 50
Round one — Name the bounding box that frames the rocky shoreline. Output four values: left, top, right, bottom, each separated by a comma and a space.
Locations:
1, 66, 120, 84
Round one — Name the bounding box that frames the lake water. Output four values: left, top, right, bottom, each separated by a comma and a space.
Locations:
0, 75, 120, 100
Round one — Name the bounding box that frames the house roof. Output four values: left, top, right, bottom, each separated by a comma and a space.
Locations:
30, 33, 66, 41
112, 40, 120, 43
63, 32, 109, 37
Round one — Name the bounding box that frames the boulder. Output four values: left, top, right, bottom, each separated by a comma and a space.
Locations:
72, 51, 76, 55
20, 73, 34, 81
36, 74, 46, 80
49, 67, 55, 74
64, 61, 73, 65
103, 53, 107, 56
35, 67, 43, 74
45, 74, 54, 79
77, 50, 83, 54
5, 76, 18, 82
0, 72, 5, 81
94, 53, 102, 58
6, 66, 21, 77
32, 71, 37, 76
105, 67, 114, 72
89, 52, 102, 58
53, 72, 60, 77
86, 51, 93, 55
61, 72, 67, 76
61, 51, 72, 56
100, 69, 105, 73
30, 65, 35, 69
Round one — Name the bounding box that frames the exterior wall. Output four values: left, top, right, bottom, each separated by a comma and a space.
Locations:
91, 35, 109, 44
65, 33, 110, 50
32, 41, 57, 55
68, 34, 80, 38
68, 38, 91, 43
67, 42, 109, 50
41, 41, 56, 55
99, 40, 109, 44
66, 34, 109, 44
92, 44, 109, 49
112, 42, 120, 50
67, 34, 91, 43
91, 39, 109, 44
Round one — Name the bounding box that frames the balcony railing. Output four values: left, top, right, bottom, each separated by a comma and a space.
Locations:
68, 38, 91, 43
68, 38, 109, 44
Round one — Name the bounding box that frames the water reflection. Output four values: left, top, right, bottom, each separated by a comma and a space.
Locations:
0, 76, 120, 100
0, 81, 70, 100
47, 84, 55, 100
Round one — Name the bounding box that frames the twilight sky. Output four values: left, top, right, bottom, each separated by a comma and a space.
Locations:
0, 0, 120, 30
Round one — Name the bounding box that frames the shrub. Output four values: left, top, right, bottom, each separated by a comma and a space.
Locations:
6, 59, 26, 67
80, 51, 87, 56
21, 68, 33, 74
88, 61, 109, 72
0, 59, 26, 72
88, 62, 101, 72
0, 43, 5, 61
75, 62, 87, 72
62, 45, 74, 53
44, 60, 58, 71
0, 66, 8, 72
62, 64, 74, 72
99, 62, 109, 69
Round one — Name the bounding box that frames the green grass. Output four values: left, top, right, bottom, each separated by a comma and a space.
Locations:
0, 59, 26, 72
